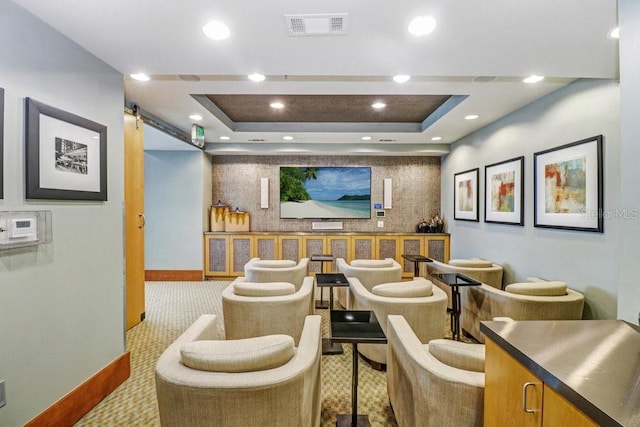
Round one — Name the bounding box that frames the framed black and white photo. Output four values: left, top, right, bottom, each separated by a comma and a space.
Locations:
25, 97, 107, 201
0, 87, 4, 199
454, 168, 479, 221
534, 135, 603, 232
484, 156, 524, 225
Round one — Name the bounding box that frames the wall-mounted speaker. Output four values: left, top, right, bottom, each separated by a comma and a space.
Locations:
383, 178, 392, 209
260, 178, 269, 209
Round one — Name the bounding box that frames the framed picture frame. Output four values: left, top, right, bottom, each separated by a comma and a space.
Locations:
534, 135, 603, 232
484, 156, 524, 225
25, 97, 107, 201
454, 168, 479, 221
0, 87, 4, 199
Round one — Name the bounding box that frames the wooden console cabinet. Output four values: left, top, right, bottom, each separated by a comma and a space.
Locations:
485, 339, 596, 427
482, 320, 639, 427
203, 232, 449, 278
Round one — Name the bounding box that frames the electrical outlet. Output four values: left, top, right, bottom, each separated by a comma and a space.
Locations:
0, 379, 6, 408
377, 220, 384, 228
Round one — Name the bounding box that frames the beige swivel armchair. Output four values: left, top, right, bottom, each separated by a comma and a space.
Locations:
387, 315, 485, 427
336, 257, 402, 308
156, 314, 322, 427
244, 257, 310, 288
222, 276, 314, 345
461, 278, 585, 342
348, 277, 448, 366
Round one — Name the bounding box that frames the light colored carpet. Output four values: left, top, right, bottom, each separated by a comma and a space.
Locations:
74, 280, 453, 426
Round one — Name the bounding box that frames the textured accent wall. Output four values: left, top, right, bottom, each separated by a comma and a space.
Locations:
210, 155, 441, 232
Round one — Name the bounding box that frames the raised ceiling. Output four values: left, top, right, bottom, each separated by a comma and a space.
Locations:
202, 94, 452, 123
12, 0, 619, 155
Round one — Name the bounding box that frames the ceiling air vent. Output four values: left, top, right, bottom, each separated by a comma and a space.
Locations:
284, 13, 348, 36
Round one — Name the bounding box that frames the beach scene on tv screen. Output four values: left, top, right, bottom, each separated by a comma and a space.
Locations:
280, 167, 371, 219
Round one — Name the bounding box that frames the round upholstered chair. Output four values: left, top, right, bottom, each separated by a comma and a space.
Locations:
348, 276, 448, 366
222, 276, 314, 345
461, 278, 585, 342
335, 257, 402, 308
243, 257, 310, 288
155, 314, 322, 427
387, 314, 485, 427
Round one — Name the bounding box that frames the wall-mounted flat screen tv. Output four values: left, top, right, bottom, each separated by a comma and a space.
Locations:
280, 167, 371, 219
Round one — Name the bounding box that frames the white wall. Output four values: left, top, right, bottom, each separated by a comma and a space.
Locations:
618, 0, 640, 324
144, 150, 206, 270
442, 79, 620, 320
0, 2, 125, 425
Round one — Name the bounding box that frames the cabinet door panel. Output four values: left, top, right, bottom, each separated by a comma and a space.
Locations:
542, 386, 597, 427
485, 339, 542, 427
351, 236, 375, 261
255, 236, 277, 259
205, 236, 229, 276
303, 236, 326, 274
279, 236, 302, 261
230, 235, 252, 276
401, 236, 425, 277
425, 236, 450, 262
376, 236, 399, 260
327, 236, 349, 273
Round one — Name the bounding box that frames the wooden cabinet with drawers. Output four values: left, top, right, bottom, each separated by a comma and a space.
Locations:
204, 232, 449, 278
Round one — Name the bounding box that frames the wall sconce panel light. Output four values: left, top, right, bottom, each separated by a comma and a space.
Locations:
260, 178, 269, 208
383, 178, 393, 209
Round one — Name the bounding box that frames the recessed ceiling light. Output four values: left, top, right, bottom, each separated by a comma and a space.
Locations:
361, 136, 372, 141
248, 73, 266, 82
283, 136, 294, 141
431, 136, 442, 141
609, 27, 619, 39
372, 102, 386, 109
130, 73, 150, 82
189, 114, 203, 121
202, 20, 230, 40
270, 102, 284, 109
219, 136, 230, 140
523, 75, 544, 84
464, 114, 479, 120
393, 75, 411, 83
408, 16, 436, 37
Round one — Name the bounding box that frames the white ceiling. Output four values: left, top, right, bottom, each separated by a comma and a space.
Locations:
13, 0, 619, 155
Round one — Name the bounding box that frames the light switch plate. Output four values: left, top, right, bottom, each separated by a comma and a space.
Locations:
377, 220, 384, 228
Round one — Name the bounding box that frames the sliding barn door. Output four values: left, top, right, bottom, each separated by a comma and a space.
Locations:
124, 113, 145, 329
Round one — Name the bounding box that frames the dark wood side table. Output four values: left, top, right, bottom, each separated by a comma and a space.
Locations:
430, 273, 481, 341
316, 273, 349, 355
401, 254, 433, 277
330, 310, 387, 427
311, 254, 334, 309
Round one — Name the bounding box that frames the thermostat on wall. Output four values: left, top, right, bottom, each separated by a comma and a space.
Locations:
0, 211, 52, 249
375, 210, 385, 217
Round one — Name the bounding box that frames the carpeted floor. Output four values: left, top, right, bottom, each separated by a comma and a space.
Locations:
74, 280, 452, 426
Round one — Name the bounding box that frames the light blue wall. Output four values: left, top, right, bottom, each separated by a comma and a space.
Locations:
0, 2, 125, 425
144, 150, 204, 270
442, 79, 621, 320
618, 0, 640, 324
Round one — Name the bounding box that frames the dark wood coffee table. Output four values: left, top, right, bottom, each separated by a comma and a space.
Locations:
429, 273, 481, 340
330, 310, 387, 427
